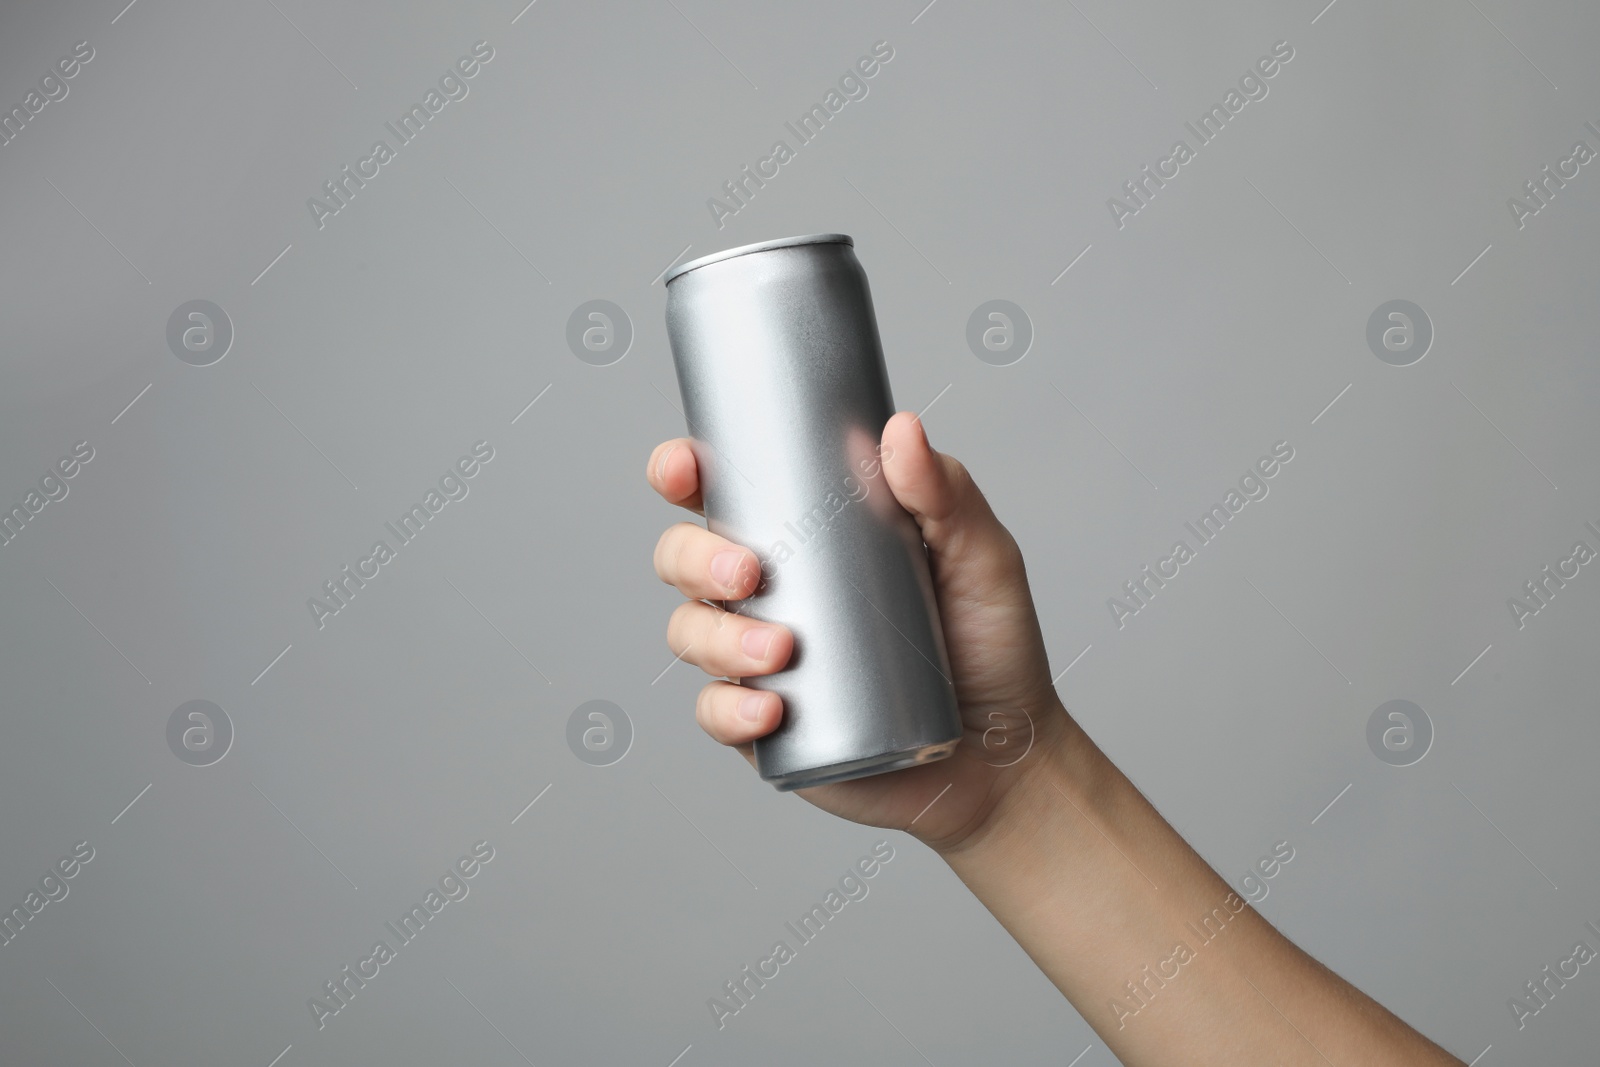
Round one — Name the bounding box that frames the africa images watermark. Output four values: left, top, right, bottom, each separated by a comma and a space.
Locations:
707, 840, 896, 1030
706, 40, 895, 229
742, 442, 894, 587
1109, 886, 1249, 1029
1507, 918, 1600, 1033
0, 39, 94, 149
1107, 441, 1295, 629
1237, 839, 1295, 904
1505, 518, 1600, 630
1506, 118, 1600, 230
0, 841, 96, 950
0, 440, 95, 549
307, 440, 495, 630
306, 41, 495, 230
308, 840, 496, 1030
1107, 39, 1296, 229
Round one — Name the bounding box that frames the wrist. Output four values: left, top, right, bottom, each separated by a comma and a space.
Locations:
930, 692, 1102, 861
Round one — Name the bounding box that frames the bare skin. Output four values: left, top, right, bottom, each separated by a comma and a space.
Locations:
647, 411, 1464, 1065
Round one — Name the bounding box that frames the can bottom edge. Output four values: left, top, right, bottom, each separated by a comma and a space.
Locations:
765, 737, 961, 792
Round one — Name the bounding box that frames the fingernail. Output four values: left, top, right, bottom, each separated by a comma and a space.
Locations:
656, 443, 678, 483
738, 693, 767, 722
711, 549, 745, 591
741, 625, 779, 660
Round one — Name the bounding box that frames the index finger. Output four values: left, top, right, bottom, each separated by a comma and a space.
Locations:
646, 438, 704, 515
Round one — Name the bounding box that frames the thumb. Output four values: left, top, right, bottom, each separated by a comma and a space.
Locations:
880, 411, 1025, 590
879, 411, 1057, 714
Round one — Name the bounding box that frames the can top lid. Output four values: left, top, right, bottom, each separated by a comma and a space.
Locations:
663, 233, 853, 285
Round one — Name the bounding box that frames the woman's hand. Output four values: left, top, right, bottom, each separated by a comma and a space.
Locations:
647, 410, 1070, 852
648, 410, 1466, 1065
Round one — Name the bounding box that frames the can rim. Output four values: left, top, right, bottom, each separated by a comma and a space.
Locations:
663, 233, 853, 285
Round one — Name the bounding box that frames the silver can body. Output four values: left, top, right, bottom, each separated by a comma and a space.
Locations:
663, 234, 962, 790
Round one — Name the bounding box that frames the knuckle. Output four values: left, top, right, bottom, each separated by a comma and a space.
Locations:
693, 684, 715, 733
656, 523, 697, 583
1000, 528, 1026, 568
666, 599, 701, 649
652, 527, 677, 580
946, 455, 975, 495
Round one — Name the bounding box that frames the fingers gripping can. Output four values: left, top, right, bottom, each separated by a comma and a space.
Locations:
663, 234, 963, 790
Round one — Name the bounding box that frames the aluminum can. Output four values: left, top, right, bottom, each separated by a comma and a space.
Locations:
663, 234, 962, 790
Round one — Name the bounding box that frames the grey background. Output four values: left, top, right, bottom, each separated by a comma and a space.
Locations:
1, 0, 1595, 1063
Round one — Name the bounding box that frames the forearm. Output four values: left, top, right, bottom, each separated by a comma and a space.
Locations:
934, 699, 1462, 1066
